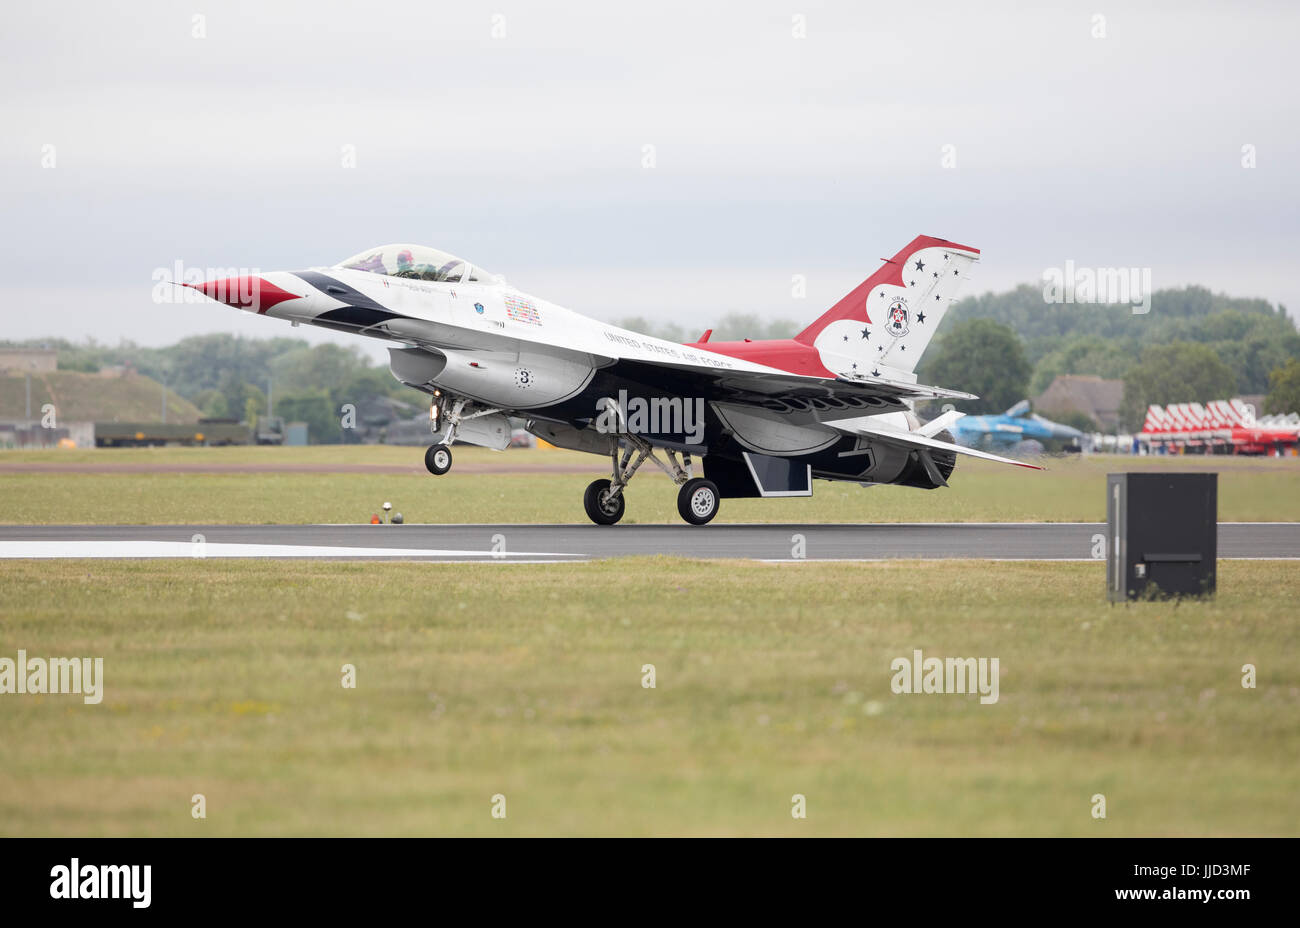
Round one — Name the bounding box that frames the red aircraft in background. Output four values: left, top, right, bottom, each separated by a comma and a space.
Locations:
1140, 399, 1299, 455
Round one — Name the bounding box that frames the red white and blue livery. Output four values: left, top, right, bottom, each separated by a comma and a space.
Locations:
187, 235, 1038, 525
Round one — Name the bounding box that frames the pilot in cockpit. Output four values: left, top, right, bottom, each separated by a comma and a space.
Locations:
340, 245, 472, 284
394, 248, 448, 282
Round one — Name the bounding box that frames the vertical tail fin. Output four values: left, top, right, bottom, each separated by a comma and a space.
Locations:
794, 235, 980, 376
1211, 399, 1240, 426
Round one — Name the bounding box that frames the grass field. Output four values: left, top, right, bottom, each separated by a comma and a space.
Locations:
1, 558, 1296, 836
2, 445, 1298, 524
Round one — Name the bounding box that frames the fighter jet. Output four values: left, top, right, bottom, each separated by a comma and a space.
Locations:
186, 235, 1037, 525
949, 400, 1085, 452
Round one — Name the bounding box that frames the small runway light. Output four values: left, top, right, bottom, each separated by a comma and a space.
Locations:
382, 501, 392, 523
370, 514, 381, 524
392, 512, 403, 524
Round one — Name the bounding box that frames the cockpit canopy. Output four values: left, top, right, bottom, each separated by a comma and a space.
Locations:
337, 244, 496, 283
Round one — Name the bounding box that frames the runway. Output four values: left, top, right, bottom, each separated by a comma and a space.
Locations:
0, 522, 1297, 562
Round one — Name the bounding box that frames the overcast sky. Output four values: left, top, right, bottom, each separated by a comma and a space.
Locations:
3, 0, 1297, 361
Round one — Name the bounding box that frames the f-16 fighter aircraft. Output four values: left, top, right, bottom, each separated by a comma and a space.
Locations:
187, 235, 1038, 525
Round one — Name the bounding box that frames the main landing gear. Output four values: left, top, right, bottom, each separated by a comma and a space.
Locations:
677, 477, 721, 526
422, 392, 501, 477
420, 391, 721, 526
582, 434, 720, 526
582, 478, 624, 525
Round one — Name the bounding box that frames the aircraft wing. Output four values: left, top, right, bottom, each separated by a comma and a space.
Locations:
610, 357, 976, 417
826, 416, 1044, 473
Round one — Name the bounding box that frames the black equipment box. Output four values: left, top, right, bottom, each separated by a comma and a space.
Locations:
1106, 472, 1217, 601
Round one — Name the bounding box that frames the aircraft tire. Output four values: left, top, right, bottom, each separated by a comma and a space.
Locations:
583, 479, 625, 525
425, 444, 453, 475
677, 478, 720, 525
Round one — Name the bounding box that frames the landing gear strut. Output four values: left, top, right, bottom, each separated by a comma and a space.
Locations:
581, 432, 715, 525
422, 392, 501, 477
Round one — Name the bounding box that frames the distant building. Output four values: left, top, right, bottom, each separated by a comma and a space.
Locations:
1034, 375, 1124, 431
0, 348, 57, 373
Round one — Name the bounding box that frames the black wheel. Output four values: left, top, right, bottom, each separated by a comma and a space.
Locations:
424, 444, 452, 475
677, 477, 720, 525
583, 478, 625, 525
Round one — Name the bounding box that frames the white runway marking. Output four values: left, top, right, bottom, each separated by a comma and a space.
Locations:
1, 523, 1292, 562
0, 541, 576, 560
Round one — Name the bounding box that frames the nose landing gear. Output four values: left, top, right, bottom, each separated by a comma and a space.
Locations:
425, 444, 453, 475
422, 392, 501, 477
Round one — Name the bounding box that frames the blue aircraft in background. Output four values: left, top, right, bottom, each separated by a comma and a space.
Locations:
947, 400, 1085, 452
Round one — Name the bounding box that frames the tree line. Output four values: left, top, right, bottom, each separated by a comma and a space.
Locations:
8, 283, 1299, 440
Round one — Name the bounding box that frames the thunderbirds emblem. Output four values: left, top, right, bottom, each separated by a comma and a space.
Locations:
887, 299, 910, 337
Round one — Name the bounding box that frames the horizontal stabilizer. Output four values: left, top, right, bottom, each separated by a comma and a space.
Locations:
829, 417, 1043, 470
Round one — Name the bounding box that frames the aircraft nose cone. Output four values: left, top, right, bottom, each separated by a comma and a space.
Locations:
184, 275, 301, 314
